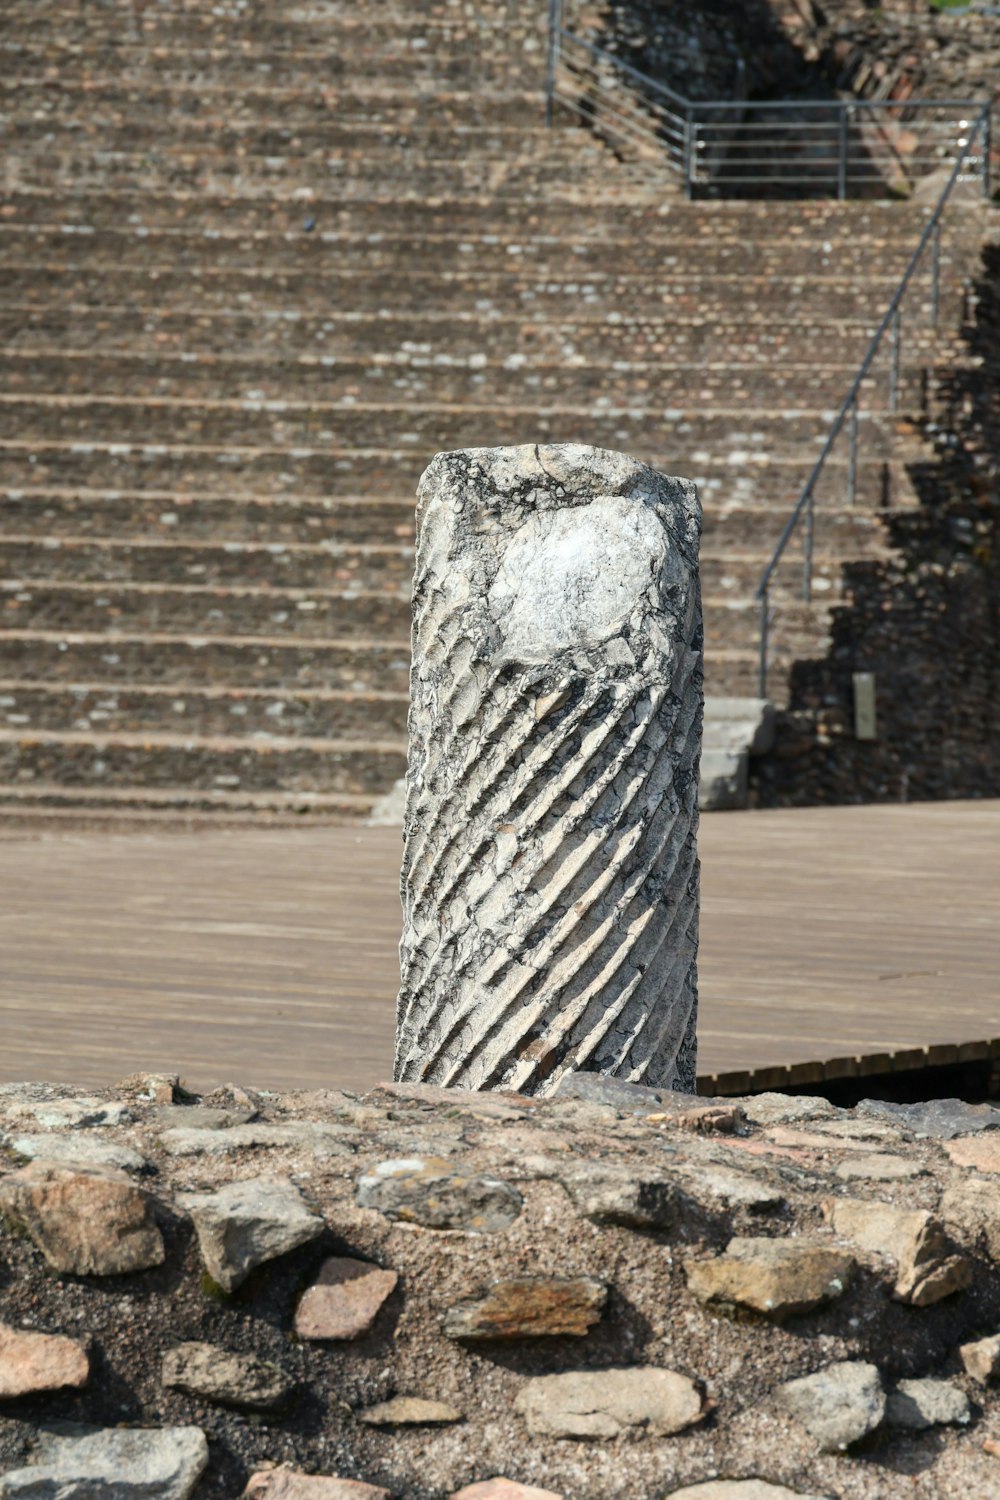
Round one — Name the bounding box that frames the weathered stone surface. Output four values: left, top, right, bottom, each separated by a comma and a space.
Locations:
776, 1361, 885, 1451
959, 1332, 1000, 1383
940, 1176, 1000, 1261
7, 1098, 131, 1130
0, 1322, 90, 1398
243, 1475, 392, 1500
672, 1163, 786, 1212
516, 1366, 705, 1438
684, 1237, 854, 1318
0, 1161, 164, 1276
294, 1257, 398, 1340
739, 1094, 838, 1126
161, 1340, 294, 1411
834, 1154, 925, 1182
561, 1165, 703, 1232
824, 1198, 971, 1305
553, 1076, 744, 1133
859, 1097, 1000, 1140
450, 1483, 564, 1500
886, 1378, 971, 1429
161, 1122, 352, 1157
7, 1132, 149, 1173
177, 1175, 324, 1291
0, 1425, 208, 1498
395, 444, 702, 1097
355, 1157, 522, 1232
946, 1134, 1000, 1173
119, 1072, 181, 1104
444, 1277, 607, 1340
664, 1484, 831, 1500
357, 1396, 463, 1426
155, 1105, 257, 1130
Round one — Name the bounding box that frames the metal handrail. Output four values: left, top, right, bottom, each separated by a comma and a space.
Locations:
546, 12, 990, 201
754, 100, 992, 696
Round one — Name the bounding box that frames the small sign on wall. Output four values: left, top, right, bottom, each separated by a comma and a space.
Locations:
853, 672, 877, 740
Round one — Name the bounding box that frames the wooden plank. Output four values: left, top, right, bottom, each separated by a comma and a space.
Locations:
0, 801, 999, 1093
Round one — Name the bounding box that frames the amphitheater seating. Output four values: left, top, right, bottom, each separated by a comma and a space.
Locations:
0, 0, 982, 826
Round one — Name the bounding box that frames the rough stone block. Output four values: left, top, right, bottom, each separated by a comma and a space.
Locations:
684, 1237, 855, 1318
294, 1257, 398, 1340
443, 1276, 607, 1340
177, 1175, 324, 1291
0, 1322, 90, 1398
777, 1361, 885, 1452
516, 1366, 705, 1438
0, 1161, 164, 1276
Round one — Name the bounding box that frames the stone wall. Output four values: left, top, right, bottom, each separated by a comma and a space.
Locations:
3, 1074, 1000, 1497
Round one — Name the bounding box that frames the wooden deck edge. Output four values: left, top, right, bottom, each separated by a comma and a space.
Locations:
698, 1036, 1000, 1098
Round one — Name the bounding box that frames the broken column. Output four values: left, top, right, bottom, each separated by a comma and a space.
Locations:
395, 443, 703, 1096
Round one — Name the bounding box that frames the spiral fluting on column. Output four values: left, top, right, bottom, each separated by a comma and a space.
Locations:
396, 443, 702, 1096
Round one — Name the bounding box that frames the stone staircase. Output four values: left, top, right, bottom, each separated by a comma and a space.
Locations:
0, 0, 988, 827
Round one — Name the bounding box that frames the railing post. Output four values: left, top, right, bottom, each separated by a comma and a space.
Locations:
683, 106, 695, 199
889, 307, 901, 414
803, 487, 815, 603
758, 590, 769, 700
983, 107, 992, 201
847, 398, 858, 508
545, 0, 563, 127
930, 221, 941, 328
837, 104, 848, 201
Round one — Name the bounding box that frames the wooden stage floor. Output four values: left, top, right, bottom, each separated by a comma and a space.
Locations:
1, 802, 998, 1094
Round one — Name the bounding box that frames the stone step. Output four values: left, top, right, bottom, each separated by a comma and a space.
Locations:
2, 0, 533, 16
0, 534, 880, 600
0, 442, 927, 511
0, 580, 822, 655
4, 303, 934, 367
0, 394, 905, 457
2, 262, 946, 323
2, 79, 547, 129
0, 536, 414, 592
2, 152, 660, 201
0, 727, 407, 796
0, 223, 953, 279
0, 783, 377, 828
0, 488, 900, 553
0, 348, 925, 414
0, 188, 953, 239
0, 680, 410, 741
0, 13, 545, 50
8, 120, 581, 160
0, 631, 412, 695
0, 630, 785, 707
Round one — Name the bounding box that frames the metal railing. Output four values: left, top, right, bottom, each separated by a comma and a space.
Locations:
548, 20, 989, 201
754, 100, 992, 696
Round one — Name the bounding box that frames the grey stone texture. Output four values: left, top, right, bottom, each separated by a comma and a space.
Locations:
885, 1378, 971, 1430
0, 1425, 208, 1499
516, 1366, 705, 1439
777, 1361, 885, 1452
395, 443, 702, 1096
0, 1161, 164, 1276
355, 1156, 522, 1232
665, 1486, 832, 1500
177, 1175, 324, 1292
161, 1341, 294, 1411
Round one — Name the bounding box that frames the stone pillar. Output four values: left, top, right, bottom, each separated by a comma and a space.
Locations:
395, 443, 702, 1096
